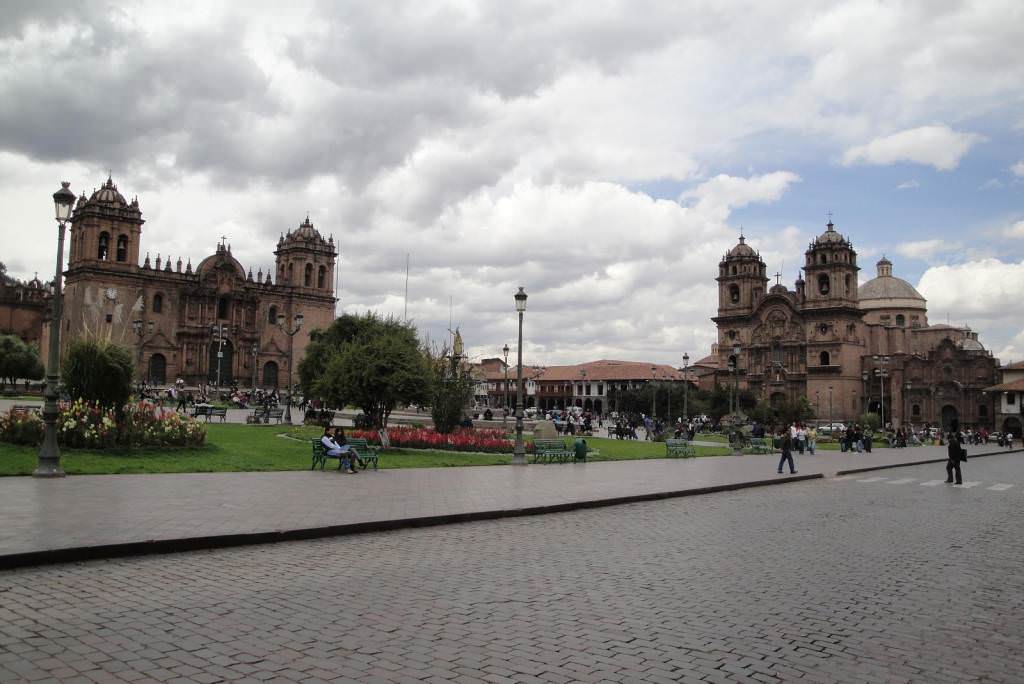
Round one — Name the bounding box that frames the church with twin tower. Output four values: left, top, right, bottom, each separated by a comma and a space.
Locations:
712, 219, 1000, 430
48, 176, 337, 388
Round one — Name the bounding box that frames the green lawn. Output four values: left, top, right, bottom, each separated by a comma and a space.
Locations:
0, 424, 731, 476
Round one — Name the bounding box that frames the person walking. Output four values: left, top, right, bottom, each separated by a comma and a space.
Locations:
807, 425, 817, 455
945, 429, 965, 484
777, 426, 797, 475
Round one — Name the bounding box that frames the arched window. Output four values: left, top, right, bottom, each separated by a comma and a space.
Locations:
820, 253, 827, 264
730, 265, 737, 276
912, 404, 921, 417
819, 351, 830, 366
979, 404, 988, 417
317, 265, 326, 289
116, 235, 128, 262
844, 274, 851, 294
729, 284, 740, 303
97, 232, 110, 260
268, 305, 278, 324
895, 314, 905, 327
304, 263, 313, 287
217, 296, 229, 320
152, 293, 163, 314
818, 274, 830, 295
771, 342, 783, 365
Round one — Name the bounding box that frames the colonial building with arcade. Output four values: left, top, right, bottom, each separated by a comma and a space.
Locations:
712, 220, 1000, 430
44, 176, 337, 388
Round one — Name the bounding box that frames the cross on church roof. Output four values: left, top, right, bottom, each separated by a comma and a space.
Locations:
774, 271, 782, 285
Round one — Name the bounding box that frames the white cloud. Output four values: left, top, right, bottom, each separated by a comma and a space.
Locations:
895, 179, 920, 190
1003, 221, 1024, 239
1012, 160, 1024, 177
979, 178, 1005, 190
894, 239, 960, 260
841, 125, 985, 171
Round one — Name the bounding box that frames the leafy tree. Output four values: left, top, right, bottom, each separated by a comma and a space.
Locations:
0, 335, 44, 388
309, 315, 431, 428
425, 344, 476, 434
298, 312, 420, 399
61, 340, 134, 408
858, 412, 880, 433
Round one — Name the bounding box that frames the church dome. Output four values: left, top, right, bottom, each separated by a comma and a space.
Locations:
960, 337, 985, 351
727, 234, 756, 257
814, 220, 849, 245
858, 257, 926, 304
288, 216, 324, 242
87, 176, 128, 207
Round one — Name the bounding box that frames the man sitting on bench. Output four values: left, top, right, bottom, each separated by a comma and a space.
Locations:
321, 426, 358, 474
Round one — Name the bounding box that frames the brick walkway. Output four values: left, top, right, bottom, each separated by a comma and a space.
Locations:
2, 442, 1017, 567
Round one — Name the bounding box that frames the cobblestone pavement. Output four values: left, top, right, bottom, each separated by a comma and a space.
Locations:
3, 453, 1023, 683
4, 442, 1014, 562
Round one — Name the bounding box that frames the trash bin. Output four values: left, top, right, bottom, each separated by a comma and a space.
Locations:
574, 438, 588, 462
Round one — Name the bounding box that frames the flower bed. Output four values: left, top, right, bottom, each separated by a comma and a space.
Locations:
351, 426, 513, 453
0, 400, 206, 448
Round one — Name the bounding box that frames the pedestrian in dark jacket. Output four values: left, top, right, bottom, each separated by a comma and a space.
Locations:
777, 427, 796, 474
945, 432, 964, 485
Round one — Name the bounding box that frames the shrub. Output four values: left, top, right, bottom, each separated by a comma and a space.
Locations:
62, 340, 134, 409
0, 408, 44, 445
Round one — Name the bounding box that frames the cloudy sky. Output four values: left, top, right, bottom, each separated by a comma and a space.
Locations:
2, 0, 1023, 365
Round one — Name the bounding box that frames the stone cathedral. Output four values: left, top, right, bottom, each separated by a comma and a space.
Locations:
712, 220, 1000, 430
46, 176, 337, 388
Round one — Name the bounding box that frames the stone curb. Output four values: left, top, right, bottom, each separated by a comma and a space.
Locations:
0, 473, 822, 571
834, 447, 1024, 476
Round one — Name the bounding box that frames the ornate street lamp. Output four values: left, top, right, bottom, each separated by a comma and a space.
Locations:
502, 343, 510, 425
650, 365, 657, 418
828, 385, 833, 426
34, 181, 76, 478
904, 382, 911, 430
682, 352, 690, 424
277, 312, 304, 424
251, 343, 259, 389
873, 355, 890, 427
512, 287, 528, 466
132, 319, 155, 386
730, 343, 741, 415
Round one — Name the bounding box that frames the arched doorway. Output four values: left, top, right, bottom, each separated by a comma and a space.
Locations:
1003, 417, 1022, 437
262, 361, 279, 388
208, 340, 234, 386
940, 405, 959, 432
148, 354, 166, 385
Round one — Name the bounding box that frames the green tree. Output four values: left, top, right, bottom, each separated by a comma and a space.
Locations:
426, 344, 476, 434
0, 335, 44, 389
858, 412, 880, 433
61, 340, 134, 408
309, 316, 431, 428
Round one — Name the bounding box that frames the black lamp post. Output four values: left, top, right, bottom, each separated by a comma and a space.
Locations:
34, 181, 76, 478
277, 312, 304, 424
682, 352, 690, 424
502, 343, 509, 425
650, 366, 657, 418
513, 287, 527, 466
828, 385, 833, 426
251, 343, 258, 390
132, 319, 155, 385
730, 343, 741, 415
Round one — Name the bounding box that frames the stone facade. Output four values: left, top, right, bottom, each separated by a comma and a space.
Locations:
42, 176, 337, 388
712, 221, 1000, 430
0, 275, 49, 347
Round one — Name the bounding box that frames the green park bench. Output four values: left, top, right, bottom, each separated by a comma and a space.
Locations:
209, 407, 227, 423
310, 437, 380, 471
266, 407, 284, 424
532, 438, 575, 464
665, 438, 695, 458
746, 437, 774, 454
191, 405, 211, 419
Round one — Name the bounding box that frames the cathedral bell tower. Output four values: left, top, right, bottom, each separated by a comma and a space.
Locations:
274, 216, 338, 293
67, 175, 144, 272
716, 234, 768, 317
802, 219, 859, 311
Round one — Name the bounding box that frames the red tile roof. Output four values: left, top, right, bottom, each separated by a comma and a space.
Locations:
984, 378, 1024, 392
536, 359, 685, 382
